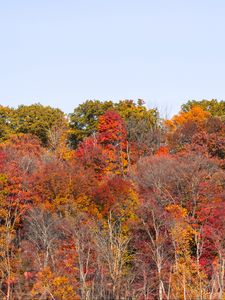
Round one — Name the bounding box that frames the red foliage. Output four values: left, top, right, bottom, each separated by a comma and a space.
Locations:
155, 146, 169, 156
93, 176, 135, 216
98, 110, 127, 148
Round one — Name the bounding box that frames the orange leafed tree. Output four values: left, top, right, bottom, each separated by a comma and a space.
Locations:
166, 105, 211, 130
166, 204, 208, 299
166, 106, 212, 151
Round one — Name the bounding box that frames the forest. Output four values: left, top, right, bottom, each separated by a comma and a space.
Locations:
0, 98, 224, 300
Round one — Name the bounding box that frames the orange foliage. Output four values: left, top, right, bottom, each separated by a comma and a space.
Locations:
166, 105, 211, 130
32, 267, 79, 300
155, 146, 169, 156
98, 111, 128, 174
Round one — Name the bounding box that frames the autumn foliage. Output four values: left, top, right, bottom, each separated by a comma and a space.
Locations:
0, 99, 224, 299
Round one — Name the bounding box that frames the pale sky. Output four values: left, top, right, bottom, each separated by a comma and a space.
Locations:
0, 0, 225, 116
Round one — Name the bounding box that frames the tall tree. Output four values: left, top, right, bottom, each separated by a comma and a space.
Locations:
0, 106, 14, 142
181, 99, 225, 117
12, 104, 67, 146
98, 111, 128, 175
69, 99, 158, 148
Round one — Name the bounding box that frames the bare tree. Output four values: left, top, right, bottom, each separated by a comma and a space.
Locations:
25, 208, 59, 270
61, 210, 94, 300
94, 212, 130, 300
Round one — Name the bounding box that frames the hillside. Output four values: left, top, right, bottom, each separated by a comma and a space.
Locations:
0, 98, 224, 299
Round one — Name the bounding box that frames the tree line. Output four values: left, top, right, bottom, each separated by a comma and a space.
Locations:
0, 98, 224, 299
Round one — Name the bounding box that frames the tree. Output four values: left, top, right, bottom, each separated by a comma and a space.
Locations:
126, 117, 163, 163
61, 210, 95, 300
187, 117, 225, 160
69, 99, 158, 148
47, 119, 72, 160
31, 267, 78, 300
69, 100, 114, 147
12, 104, 67, 146
134, 197, 172, 300
0, 99, 224, 298
0, 106, 14, 142
75, 136, 107, 176
166, 204, 208, 300
25, 209, 59, 270
0, 169, 31, 299
115, 99, 158, 126
166, 106, 211, 151
166, 106, 211, 130
94, 212, 131, 300
93, 176, 137, 219
98, 111, 128, 175
181, 99, 225, 117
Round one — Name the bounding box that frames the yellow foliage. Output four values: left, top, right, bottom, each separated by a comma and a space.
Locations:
166, 204, 208, 299
74, 194, 101, 218
166, 105, 211, 131
32, 267, 79, 300
166, 204, 195, 256
170, 259, 208, 300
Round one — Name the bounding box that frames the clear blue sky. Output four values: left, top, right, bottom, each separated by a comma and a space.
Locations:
0, 0, 225, 116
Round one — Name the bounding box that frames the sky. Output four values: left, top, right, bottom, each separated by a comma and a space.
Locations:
0, 0, 225, 116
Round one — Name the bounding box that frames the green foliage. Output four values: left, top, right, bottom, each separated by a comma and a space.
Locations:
69, 99, 158, 147
0, 105, 14, 142
69, 100, 114, 147
12, 103, 66, 146
0, 103, 67, 146
115, 99, 158, 125
181, 99, 225, 117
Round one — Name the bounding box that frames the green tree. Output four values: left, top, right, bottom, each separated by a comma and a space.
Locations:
115, 99, 158, 125
69, 100, 114, 147
0, 105, 14, 142
12, 103, 66, 146
181, 99, 225, 117
69, 99, 158, 147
